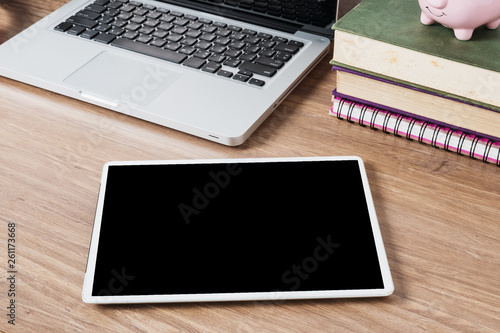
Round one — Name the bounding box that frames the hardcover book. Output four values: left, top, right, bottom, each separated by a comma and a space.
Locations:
330, 0, 500, 109
333, 66, 500, 140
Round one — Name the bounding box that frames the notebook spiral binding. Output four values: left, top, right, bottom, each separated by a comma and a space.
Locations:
330, 97, 500, 167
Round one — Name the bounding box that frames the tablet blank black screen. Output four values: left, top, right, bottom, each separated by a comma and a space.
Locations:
91, 160, 384, 296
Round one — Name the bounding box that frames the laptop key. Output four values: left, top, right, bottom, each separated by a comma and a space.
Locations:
150, 38, 167, 47
117, 12, 134, 21
242, 28, 257, 35
193, 50, 211, 59
228, 41, 246, 50
111, 19, 127, 28
95, 23, 111, 32
120, 4, 136, 13
123, 31, 139, 39
170, 11, 184, 17
93, 33, 116, 44
233, 74, 250, 82
210, 45, 226, 54
223, 58, 241, 67
54, 22, 73, 32
165, 42, 181, 51
179, 46, 196, 55
108, 1, 123, 9
208, 54, 225, 63
67, 25, 87, 35
227, 25, 242, 32
249, 78, 265, 86
111, 37, 187, 63
77, 10, 101, 20
257, 32, 272, 39
166, 33, 183, 42
239, 61, 277, 77
183, 57, 206, 69
156, 7, 170, 14
98, 15, 114, 24
66, 16, 98, 29
136, 35, 152, 43
288, 40, 304, 47
274, 42, 299, 54
146, 11, 163, 19
131, 15, 147, 24
124, 22, 141, 31
254, 56, 284, 69
213, 21, 227, 28
239, 53, 257, 62
273, 36, 288, 43
108, 27, 125, 36
201, 61, 221, 73
198, 18, 212, 24
81, 29, 99, 39
184, 14, 198, 20
104, 9, 120, 17
237, 69, 253, 77
275, 51, 292, 62
217, 70, 233, 78
173, 18, 189, 26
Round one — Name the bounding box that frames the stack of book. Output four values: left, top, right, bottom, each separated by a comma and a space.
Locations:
330, 0, 500, 166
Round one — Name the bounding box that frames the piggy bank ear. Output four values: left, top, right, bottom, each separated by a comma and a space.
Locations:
427, 0, 447, 9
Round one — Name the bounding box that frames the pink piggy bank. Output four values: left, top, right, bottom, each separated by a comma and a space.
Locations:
418, 0, 500, 40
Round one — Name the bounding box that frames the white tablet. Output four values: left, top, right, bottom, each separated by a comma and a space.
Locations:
82, 156, 393, 304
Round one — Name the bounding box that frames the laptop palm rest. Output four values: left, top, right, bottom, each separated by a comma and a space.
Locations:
64, 51, 183, 107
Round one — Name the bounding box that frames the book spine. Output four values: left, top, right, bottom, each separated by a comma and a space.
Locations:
330, 97, 500, 166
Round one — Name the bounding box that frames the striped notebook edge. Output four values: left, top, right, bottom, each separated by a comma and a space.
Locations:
330, 97, 500, 167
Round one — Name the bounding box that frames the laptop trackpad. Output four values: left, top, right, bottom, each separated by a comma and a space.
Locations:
64, 51, 182, 107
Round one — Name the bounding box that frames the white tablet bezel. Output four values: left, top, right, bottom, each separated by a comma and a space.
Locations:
82, 156, 393, 304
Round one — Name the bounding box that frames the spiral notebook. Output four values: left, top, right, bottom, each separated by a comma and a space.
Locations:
330, 96, 500, 166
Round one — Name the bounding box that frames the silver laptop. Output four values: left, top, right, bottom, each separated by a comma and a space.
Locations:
0, 0, 338, 145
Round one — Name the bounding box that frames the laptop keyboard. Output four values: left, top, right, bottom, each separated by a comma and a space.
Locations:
54, 0, 305, 87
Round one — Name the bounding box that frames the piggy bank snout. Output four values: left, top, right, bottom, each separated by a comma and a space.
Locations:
427, 0, 448, 9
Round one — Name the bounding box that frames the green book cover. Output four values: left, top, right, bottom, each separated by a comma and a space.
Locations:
331, 0, 500, 72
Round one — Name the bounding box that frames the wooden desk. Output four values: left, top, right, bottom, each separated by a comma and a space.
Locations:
1, 1, 499, 332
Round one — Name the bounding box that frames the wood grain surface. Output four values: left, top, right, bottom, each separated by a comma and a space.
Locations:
0, 0, 499, 332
